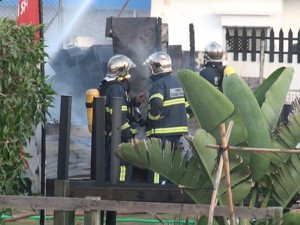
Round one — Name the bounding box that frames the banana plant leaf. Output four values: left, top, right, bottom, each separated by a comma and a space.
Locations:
115, 138, 202, 188
187, 129, 244, 175
266, 154, 300, 208
272, 98, 300, 150
219, 180, 253, 205
254, 67, 286, 106
223, 74, 271, 181
257, 67, 294, 132
178, 69, 234, 133
260, 99, 300, 208
176, 128, 251, 204
185, 129, 218, 179
270, 98, 300, 164
210, 109, 248, 146
282, 211, 300, 225
198, 216, 219, 225
116, 128, 252, 205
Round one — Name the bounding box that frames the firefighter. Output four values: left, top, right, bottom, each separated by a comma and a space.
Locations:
199, 41, 236, 92
98, 54, 145, 225
98, 54, 144, 183
142, 51, 191, 184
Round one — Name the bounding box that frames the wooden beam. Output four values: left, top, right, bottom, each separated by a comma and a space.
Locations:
0, 195, 282, 220
70, 186, 193, 203
206, 144, 300, 154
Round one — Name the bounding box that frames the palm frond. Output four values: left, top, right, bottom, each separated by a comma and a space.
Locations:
273, 98, 300, 150
269, 98, 300, 164
116, 129, 252, 205
116, 138, 203, 188
258, 99, 300, 207
268, 154, 300, 208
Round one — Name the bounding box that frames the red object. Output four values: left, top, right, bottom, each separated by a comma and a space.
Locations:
17, 0, 40, 38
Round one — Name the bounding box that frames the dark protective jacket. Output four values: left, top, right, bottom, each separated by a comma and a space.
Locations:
99, 80, 133, 142
145, 73, 190, 137
99, 79, 140, 182
199, 61, 226, 92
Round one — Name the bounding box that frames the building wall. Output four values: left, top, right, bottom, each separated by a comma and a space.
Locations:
151, 0, 283, 51
282, 0, 300, 33
1, 1, 299, 89
151, 0, 300, 90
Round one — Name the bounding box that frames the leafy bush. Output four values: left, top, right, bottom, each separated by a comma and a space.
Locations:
0, 18, 55, 196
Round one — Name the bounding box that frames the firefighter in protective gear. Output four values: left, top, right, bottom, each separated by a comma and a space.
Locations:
200, 41, 236, 92
98, 54, 144, 183
142, 51, 192, 184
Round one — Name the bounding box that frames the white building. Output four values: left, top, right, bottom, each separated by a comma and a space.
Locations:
150, 0, 300, 91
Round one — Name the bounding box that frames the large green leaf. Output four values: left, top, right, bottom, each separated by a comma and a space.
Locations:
186, 128, 252, 204
178, 69, 234, 133
188, 129, 245, 175
259, 67, 294, 132
211, 110, 248, 146
115, 138, 202, 188
267, 154, 300, 208
219, 180, 253, 205
116, 128, 252, 205
254, 67, 286, 106
223, 74, 271, 181
282, 211, 300, 225
270, 98, 300, 165
273, 98, 300, 150
186, 129, 218, 179
260, 99, 300, 209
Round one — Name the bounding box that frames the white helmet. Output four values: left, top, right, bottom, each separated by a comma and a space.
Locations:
105, 54, 136, 81
143, 51, 172, 76
204, 41, 223, 62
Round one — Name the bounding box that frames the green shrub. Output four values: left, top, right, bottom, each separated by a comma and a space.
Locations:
0, 18, 55, 197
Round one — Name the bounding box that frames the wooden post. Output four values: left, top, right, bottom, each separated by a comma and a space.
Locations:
220, 123, 236, 225
57, 95, 72, 180
54, 180, 75, 225
272, 207, 283, 225
207, 121, 234, 225
54, 95, 75, 225
110, 97, 122, 184
259, 38, 265, 84
84, 197, 102, 225
90, 97, 106, 185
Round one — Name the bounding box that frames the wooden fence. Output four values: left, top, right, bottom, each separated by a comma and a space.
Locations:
225, 27, 300, 63
0, 194, 283, 225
